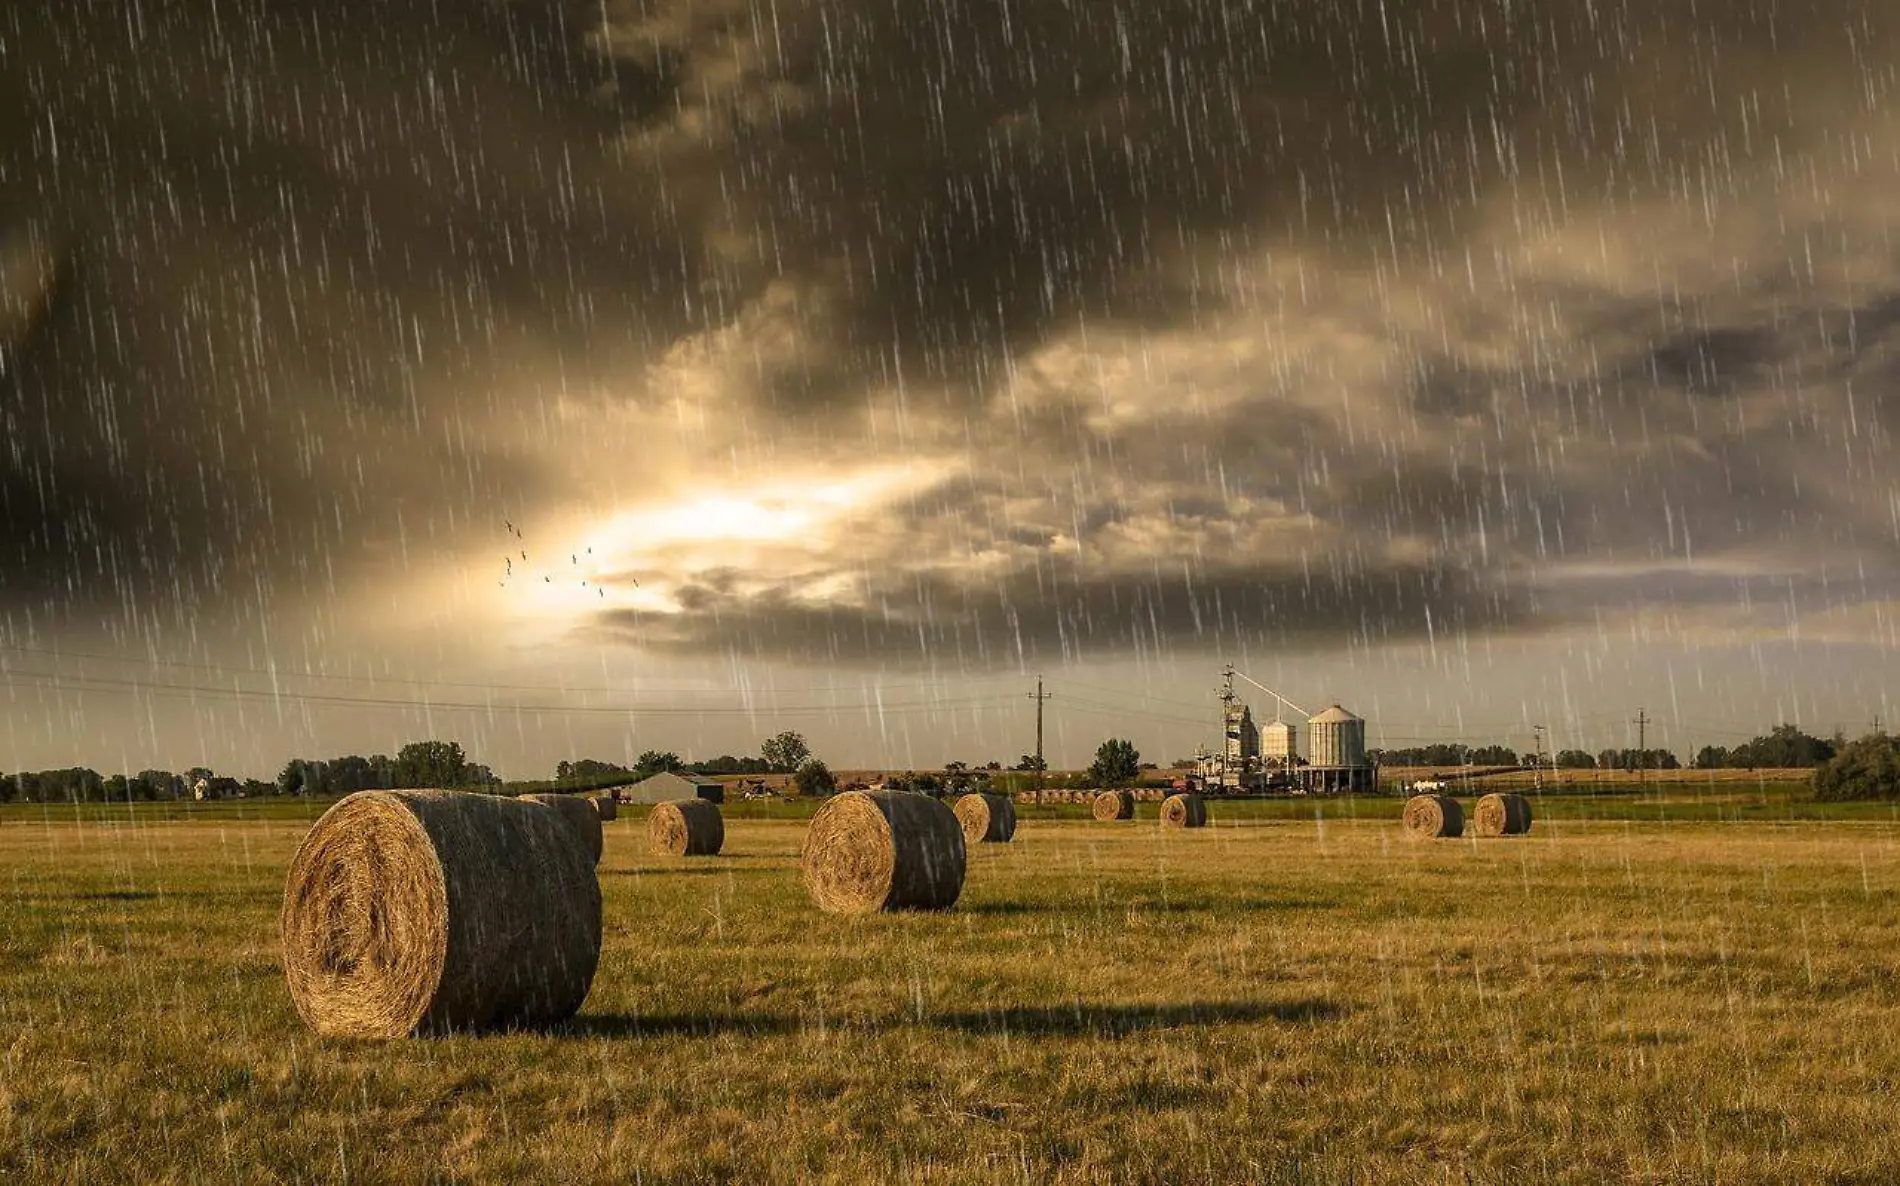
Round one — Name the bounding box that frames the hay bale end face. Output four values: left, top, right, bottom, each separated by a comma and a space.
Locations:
1160, 792, 1208, 828
1402, 793, 1465, 840
648, 798, 725, 856
802, 790, 966, 914
280, 790, 602, 1039
1474, 792, 1533, 837
953, 792, 1017, 844
522, 792, 603, 864
1092, 789, 1136, 821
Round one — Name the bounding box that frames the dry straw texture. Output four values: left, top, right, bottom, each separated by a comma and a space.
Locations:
523, 793, 604, 864
1093, 789, 1136, 821
1160, 793, 1208, 828
953, 792, 1017, 843
802, 790, 966, 914
1403, 793, 1465, 840
1474, 792, 1533, 837
591, 794, 618, 822
648, 798, 725, 856
280, 790, 602, 1039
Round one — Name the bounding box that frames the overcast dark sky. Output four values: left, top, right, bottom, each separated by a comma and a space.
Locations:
3, 0, 1899, 777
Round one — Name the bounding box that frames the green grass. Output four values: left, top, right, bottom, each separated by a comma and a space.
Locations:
5, 803, 1900, 1182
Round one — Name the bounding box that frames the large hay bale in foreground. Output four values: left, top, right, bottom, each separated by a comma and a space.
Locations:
280, 790, 602, 1039
648, 798, 725, 856
953, 792, 1017, 843
1403, 793, 1465, 840
523, 793, 604, 864
1474, 792, 1533, 837
802, 790, 965, 914
591, 793, 618, 822
1160, 792, 1208, 828
1092, 789, 1136, 821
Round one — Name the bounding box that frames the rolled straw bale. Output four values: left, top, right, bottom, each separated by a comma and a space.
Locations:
954, 792, 1017, 844
280, 790, 602, 1039
1402, 793, 1464, 840
648, 798, 725, 856
523, 793, 604, 865
590, 793, 618, 822
1093, 789, 1136, 821
1159, 792, 1208, 828
1474, 792, 1533, 837
802, 790, 965, 914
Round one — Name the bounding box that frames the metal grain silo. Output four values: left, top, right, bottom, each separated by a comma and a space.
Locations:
1307, 704, 1366, 768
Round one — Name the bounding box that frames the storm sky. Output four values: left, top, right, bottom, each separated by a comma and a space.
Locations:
4, 0, 1900, 777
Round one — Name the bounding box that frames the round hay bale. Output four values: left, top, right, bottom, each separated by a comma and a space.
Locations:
1402, 793, 1465, 840
1159, 792, 1208, 828
280, 790, 602, 1039
1473, 792, 1533, 837
523, 792, 603, 864
1092, 789, 1136, 821
802, 790, 965, 914
648, 798, 725, 856
953, 792, 1017, 844
590, 793, 618, 822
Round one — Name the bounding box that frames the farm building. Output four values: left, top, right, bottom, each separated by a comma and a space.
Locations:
618, 771, 726, 804
1295, 704, 1376, 792
1262, 719, 1297, 766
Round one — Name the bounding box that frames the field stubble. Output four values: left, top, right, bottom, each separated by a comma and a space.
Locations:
3, 801, 1899, 1183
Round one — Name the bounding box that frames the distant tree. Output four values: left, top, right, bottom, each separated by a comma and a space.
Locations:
1598, 747, 1679, 771
1692, 745, 1731, 770
134, 769, 184, 800
1723, 725, 1836, 769
983, 761, 1003, 771
1554, 749, 1597, 770
1014, 754, 1047, 772
396, 740, 471, 787
1813, 734, 1900, 801
634, 750, 682, 777
761, 732, 811, 773
1089, 739, 1142, 788
1466, 745, 1520, 766
556, 760, 574, 780
793, 758, 837, 797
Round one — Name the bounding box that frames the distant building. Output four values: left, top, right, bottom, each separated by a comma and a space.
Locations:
619, 771, 726, 804
1296, 704, 1375, 793
1224, 702, 1260, 767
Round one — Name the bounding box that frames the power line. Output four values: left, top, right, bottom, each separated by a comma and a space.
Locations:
0, 669, 1021, 718
0, 644, 1030, 698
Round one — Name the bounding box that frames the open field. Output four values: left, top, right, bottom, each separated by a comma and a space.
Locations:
6, 801, 1900, 1183
1379, 766, 1820, 790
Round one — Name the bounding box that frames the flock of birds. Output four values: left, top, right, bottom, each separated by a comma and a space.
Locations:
497, 519, 636, 598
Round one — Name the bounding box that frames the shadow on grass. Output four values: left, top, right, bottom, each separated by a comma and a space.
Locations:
561, 998, 1340, 1040
928, 998, 1342, 1037
964, 896, 1339, 915
559, 1012, 806, 1038
601, 861, 781, 877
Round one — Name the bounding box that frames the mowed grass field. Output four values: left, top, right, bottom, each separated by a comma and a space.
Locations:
4, 794, 1900, 1183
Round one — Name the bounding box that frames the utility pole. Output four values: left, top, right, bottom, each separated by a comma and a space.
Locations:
1632, 707, 1649, 775
1531, 724, 1547, 792
1028, 677, 1053, 800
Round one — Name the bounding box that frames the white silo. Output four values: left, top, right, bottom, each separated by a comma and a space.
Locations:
1262, 719, 1298, 765
1307, 704, 1366, 768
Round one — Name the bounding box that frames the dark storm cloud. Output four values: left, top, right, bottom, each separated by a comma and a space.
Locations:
595, 557, 1534, 668
7, 0, 1900, 668
0, 0, 696, 626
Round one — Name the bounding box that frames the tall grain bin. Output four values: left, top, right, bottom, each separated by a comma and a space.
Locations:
1262, 719, 1298, 765
1307, 705, 1367, 768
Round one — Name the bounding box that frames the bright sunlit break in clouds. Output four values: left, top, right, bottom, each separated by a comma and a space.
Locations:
4, 0, 1900, 776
